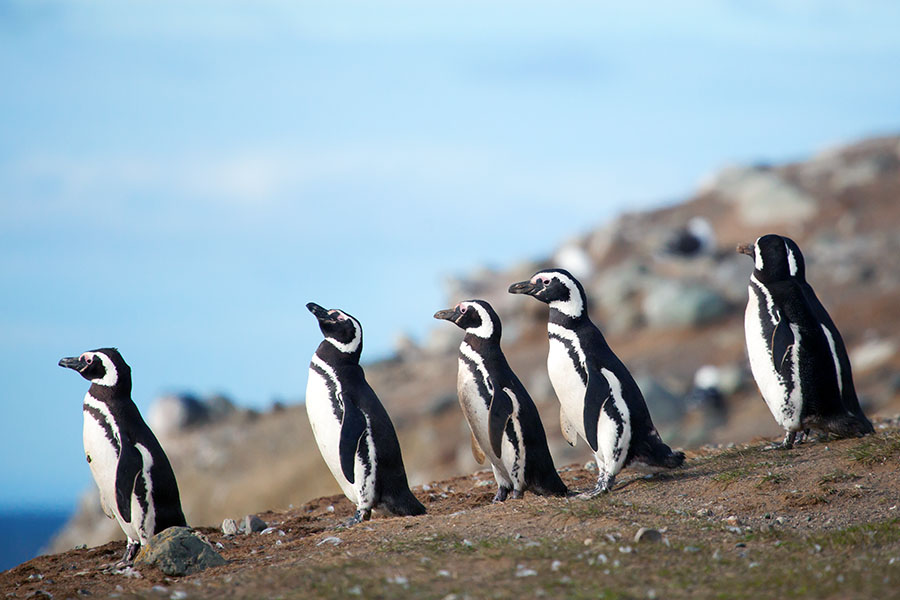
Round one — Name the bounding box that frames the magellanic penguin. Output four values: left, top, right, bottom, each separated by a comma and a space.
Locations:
737, 234, 874, 448
509, 269, 684, 496
59, 348, 186, 565
306, 303, 425, 524
434, 300, 568, 502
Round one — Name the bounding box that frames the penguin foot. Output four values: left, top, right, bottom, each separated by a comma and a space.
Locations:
795, 429, 811, 445
781, 431, 797, 450
511, 489, 525, 500
577, 474, 615, 499
338, 508, 372, 528
112, 541, 140, 568
492, 486, 511, 503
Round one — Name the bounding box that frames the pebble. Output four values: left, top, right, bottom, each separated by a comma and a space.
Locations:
618, 546, 634, 554
221, 518, 238, 536
775, 517, 786, 526
695, 508, 712, 518
151, 586, 168, 594
515, 565, 538, 577
170, 592, 187, 600
326, 505, 335, 513
583, 538, 594, 546
437, 569, 451, 577
241, 514, 267, 534
584, 461, 597, 471
684, 546, 701, 553
725, 515, 742, 526
551, 560, 562, 572
634, 528, 662, 543
462, 539, 474, 548
348, 585, 362, 595
597, 554, 608, 565
386, 575, 409, 587
316, 536, 343, 547
712, 549, 722, 561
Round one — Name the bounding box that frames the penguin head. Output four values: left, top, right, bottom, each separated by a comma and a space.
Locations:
307, 302, 363, 354
737, 234, 804, 282
508, 268, 586, 318
58, 348, 131, 388
433, 300, 501, 339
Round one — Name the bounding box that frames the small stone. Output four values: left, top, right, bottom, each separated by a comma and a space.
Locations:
28, 574, 44, 581
696, 508, 712, 518
618, 546, 633, 554
348, 585, 362, 596
735, 542, 746, 548
634, 528, 662, 544
170, 592, 188, 600
326, 505, 335, 513
515, 565, 538, 577
551, 560, 562, 572
583, 538, 593, 546
462, 539, 473, 548
221, 519, 238, 536
775, 517, 786, 526
151, 586, 167, 594
260, 527, 278, 535
712, 549, 722, 561
584, 461, 597, 471
316, 536, 342, 547
240, 515, 267, 534
437, 569, 451, 577
684, 546, 701, 553
597, 553, 608, 564
725, 515, 742, 526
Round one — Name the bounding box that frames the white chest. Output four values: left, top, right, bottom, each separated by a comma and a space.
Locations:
305, 365, 356, 501
82, 398, 121, 518
744, 287, 802, 430
547, 338, 587, 438
456, 358, 497, 462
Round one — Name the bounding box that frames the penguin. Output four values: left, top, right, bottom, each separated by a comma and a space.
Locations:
509, 269, 684, 496
58, 348, 186, 565
305, 303, 425, 524
737, 234, 874, 448
434, 300, 568, 502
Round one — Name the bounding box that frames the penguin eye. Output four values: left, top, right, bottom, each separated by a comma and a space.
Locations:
541, 278, 551, 286
459, 306, 467, 314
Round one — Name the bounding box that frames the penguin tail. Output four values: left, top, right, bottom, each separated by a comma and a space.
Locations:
528, 470, 569, 497
826, 413, 874, 439
380, 487, 426, 517
637, 431, 685, 469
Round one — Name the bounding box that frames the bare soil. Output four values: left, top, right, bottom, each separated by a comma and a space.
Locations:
5, 421, 900, 600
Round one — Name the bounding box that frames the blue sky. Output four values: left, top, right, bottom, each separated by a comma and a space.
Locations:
1, 1, 899, 511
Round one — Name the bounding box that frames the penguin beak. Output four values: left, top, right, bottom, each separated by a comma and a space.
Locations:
59, 356, 88, 371
433, 308, 457, 322
306, 302, 333, 322
508, 280, 537, 296
736, 243, 755, 257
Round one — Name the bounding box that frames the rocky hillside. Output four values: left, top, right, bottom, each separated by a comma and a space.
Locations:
48, 134, 900, 553
9, 422, 900, 599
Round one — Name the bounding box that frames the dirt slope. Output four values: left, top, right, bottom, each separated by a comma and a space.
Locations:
6, 421, 900, 599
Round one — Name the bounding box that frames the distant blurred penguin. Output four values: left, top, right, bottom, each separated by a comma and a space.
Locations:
434, 300, 568, 502
738, 235, 874, 448
306, 303, 425, 524
59, 348, 186, 565
686, 365, 728, 428
664, 217, 716, 257
509, 269, 684, 496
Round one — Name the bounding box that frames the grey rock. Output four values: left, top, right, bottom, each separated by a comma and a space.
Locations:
134, 527, 226, 576
634, 527, 662, 543
221, 518, 238, 536
240, 514, 267, 534
705, 166, 818, 225
642, 280, 730, 328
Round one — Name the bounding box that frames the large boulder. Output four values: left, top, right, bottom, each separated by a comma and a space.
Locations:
642, 280, 730, 328
135, 527, 226, 576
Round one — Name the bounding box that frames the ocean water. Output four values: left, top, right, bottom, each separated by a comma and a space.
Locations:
0, 510, 71, 572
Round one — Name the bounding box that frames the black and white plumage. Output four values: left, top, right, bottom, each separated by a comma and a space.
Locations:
509, 269, 684, 496
737, 235, 874, 448
59, 348, 186, 564
434, 300, 568, 502
305, 303, 425, 524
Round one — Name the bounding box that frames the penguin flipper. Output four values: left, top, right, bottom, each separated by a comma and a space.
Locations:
560, 407, 578, 447
114, 439, 142, 524
488, 388, 514, 459
470, 431, 486, 465
583, 364, 611, 454
771, 313, 794, 374
338, 393, 368, 485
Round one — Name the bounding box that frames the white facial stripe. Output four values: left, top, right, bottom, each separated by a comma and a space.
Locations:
785, 242, 798, 276
547, 322, 586, 368
821, 325, 843, 396
463, 302, 494, 338
88, 352, 119, 387
325, 314, 362, 354
84, 393, 121, 445
754, 238, 764, 271
460, 341, 494, 396
543, 272, 584, 318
